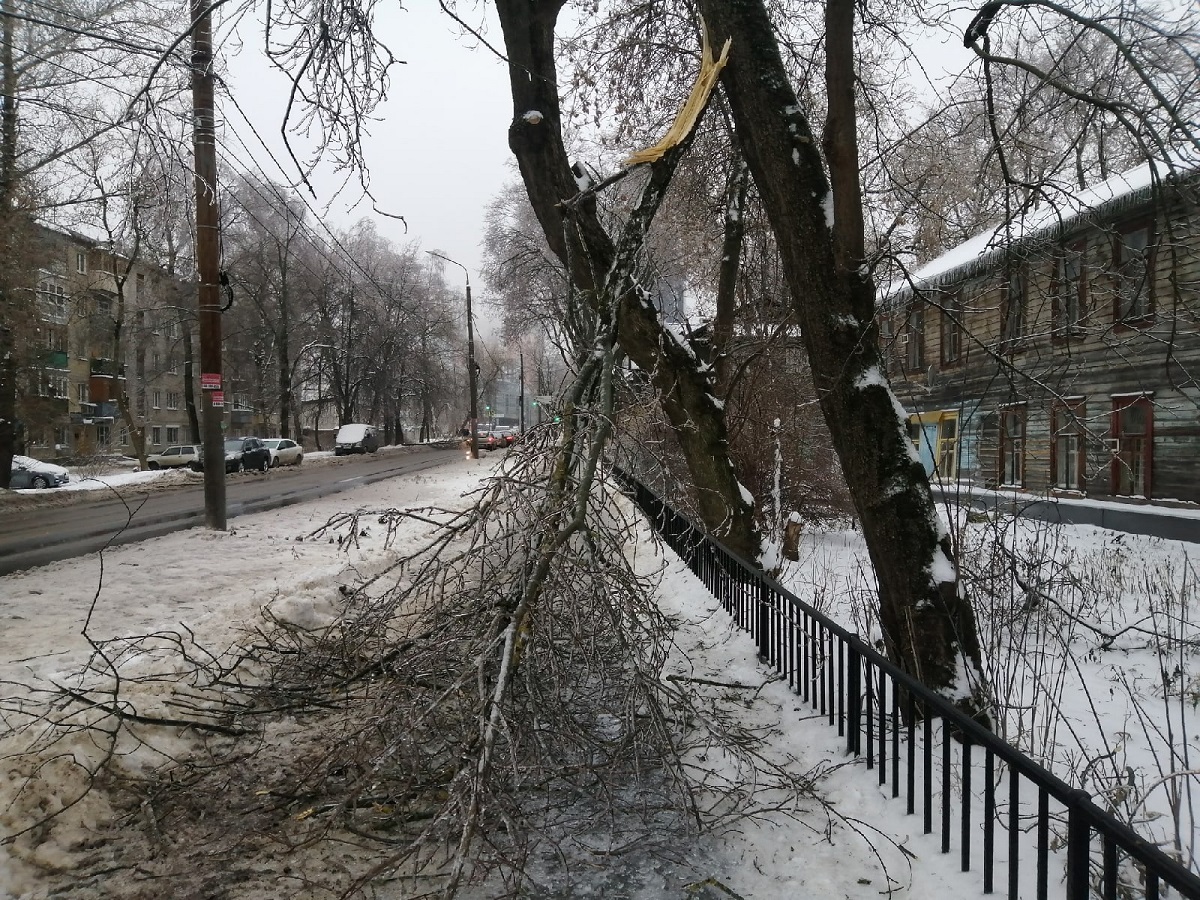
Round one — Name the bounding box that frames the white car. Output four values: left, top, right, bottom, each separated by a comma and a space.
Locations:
10, 455, 70, 489
146, 445, 200, 470
262, 438, 304, 467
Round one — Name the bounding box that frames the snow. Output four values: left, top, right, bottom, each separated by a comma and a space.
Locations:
521, 110, 543, 124
822, 191, 835, 228
3, 458, 1197, 896
927, 543, 957, 586
737, 480, 754, 507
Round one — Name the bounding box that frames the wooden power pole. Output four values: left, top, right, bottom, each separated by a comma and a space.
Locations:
190, 0, 225, 528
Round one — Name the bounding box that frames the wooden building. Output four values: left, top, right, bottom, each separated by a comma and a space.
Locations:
883, 159, 1200, 504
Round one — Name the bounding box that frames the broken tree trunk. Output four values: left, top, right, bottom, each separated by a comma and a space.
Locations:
494, 0, 760, 562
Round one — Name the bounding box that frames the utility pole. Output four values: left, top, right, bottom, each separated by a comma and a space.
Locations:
191, 0, 225, 528
427, 251, 478, 460
0, 0, 18, 489
518, 347, 525, 435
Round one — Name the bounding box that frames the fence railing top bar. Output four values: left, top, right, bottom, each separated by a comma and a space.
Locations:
613, 466, 1200, 894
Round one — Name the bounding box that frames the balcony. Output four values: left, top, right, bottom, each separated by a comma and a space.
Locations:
41, 350, 68, 370
89, 358, 117, 377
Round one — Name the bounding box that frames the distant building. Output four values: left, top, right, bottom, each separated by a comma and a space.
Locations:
19, 225, 267, 460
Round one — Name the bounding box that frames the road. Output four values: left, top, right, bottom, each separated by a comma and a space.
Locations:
0, 445, 463, 575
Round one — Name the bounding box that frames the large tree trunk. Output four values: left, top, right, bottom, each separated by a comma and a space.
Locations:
494, 0, 759, 561
697, 0, 990, 722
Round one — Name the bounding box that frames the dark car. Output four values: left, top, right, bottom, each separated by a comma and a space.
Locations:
191, 437, 271, 474
334, 424, 379, 456
9, 455, 70, 489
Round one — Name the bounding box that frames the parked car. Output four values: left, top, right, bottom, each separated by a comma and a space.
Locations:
9, 455, 70, 489
146, 444, 200, 470
480, 426, 518, 451
191, 437, 272, 474
261, 438, 304, 468
334, 424, 379, 456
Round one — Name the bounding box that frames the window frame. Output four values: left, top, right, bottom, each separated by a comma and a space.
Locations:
1052, 239, 1087, 341
1051, 399, 1087, 492
1113, 219, 1156, 327
998, 404, 1026, 488
904, 303, 925, 372
1001, 266, 1026, 349
1110, 395, 1153, 498
940, 291, 964, 368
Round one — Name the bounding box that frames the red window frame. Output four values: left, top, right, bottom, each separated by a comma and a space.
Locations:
1110, 396, 1153, 498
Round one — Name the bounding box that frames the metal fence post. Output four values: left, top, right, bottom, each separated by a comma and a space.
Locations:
1066, 789, 1093, 900
847, 644, 862, 755
757, 575, 770, 660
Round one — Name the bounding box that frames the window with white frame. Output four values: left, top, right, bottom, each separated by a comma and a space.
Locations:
39, 279, 68, 324
151, 426, 162, 445
152, 390, 162, 409
234, 392, 251, 411
1052, 400, 1086, 491
167, 391, 180, 410
45, 372, 69, 399
97, 424, 110, 447
166, 426, 180, 443
76, 250, 87, 274
76, 383, 89, 404
998, 406, 1025, 487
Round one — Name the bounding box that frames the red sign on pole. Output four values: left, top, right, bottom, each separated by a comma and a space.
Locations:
201, 373, 221, 391
211, 391, 225, 408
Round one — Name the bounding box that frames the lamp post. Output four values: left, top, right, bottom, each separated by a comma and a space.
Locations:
427, 251, 478, 460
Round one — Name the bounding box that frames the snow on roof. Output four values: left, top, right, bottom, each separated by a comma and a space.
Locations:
885, 151, 1200, 302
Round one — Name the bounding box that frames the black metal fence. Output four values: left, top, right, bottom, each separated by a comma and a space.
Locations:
615, 470, 1200, 900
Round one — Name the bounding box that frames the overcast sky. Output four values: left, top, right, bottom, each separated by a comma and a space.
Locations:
220, 3, 514, 293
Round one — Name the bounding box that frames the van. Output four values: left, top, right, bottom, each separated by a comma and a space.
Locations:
334, 423, 379, 455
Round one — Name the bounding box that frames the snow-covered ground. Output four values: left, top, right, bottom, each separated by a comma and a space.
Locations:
1, 455, 1196, 897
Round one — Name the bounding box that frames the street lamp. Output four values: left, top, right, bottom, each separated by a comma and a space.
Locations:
427, 251, 479, 460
